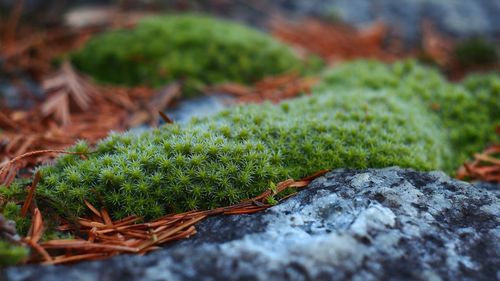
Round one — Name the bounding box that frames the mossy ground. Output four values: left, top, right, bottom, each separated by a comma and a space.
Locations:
71, 14, 316, 95
453, 38, 498, 67
0, 240, 28, 267
0, 202, 30, 267
315, 60, 500, 171
3, 61, 457, 221
0, 61, 498, 258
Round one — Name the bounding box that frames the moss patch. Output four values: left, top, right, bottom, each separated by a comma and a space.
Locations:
1, 202, 31, 237
1, 60, 498, 232
462, 73, 500, 122
0, 240, 28, 267
29, 84, 447, 220
315, 60, 499, 171
454, 37, 498, 67
71, 14, 309, 95
0, 210, 29, 267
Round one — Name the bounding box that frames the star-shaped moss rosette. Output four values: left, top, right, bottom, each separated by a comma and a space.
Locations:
70, 14, 320, 96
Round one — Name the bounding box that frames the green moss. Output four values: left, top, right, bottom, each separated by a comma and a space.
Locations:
0, 210, 29, 267
0, 240, 28, 267
29, 83, 447, 220
2, 61, 497, 248
315, 60, 499, 171
454, 37, 498, 67
0, 181, 67, 241
71, 14, 308, 95
0, 183, 29, 266
0, 180, 32, 237
462, 72, 500, 123
1, 202, 31, 237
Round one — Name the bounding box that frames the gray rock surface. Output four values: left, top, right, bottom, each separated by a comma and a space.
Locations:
193, 0, 500, 44
165, 95, 231, 124
3, 167, 499, 281
285, 0, 500, 42
2, 0, 498, 43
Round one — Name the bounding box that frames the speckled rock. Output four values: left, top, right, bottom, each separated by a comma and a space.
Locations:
193, 0, 500, 44
165, 95, 231, 124
3, 167, 499, 281
308, 0, 500, 43
4, 0, 498, 43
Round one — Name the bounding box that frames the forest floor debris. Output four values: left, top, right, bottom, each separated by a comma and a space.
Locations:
206, 73, 318, 104
457, 144, 500, 183
271, 18, 404, 63
1, 5, 499, 268
0, 62, 160, 178
19, 169, 326, 264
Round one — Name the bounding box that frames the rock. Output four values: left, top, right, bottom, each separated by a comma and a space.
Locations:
474, 181, 500, 197
192, 0, 500, 44
3, 167, 499, 281
2, 0, 498, 44
165, 95, 231, 124
322, 0, 500, 44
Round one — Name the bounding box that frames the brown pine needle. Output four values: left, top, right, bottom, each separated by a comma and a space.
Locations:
289, 180, 310, 188
158, 111, 174, 124
43, 253, 108, 265
206, 73, 318, 104
84, 200, 102, 218
457, 144, 500, 182
100, 209, 113, 226
31, 208, 44, 243
138, 215, 206, 251
40, 240, 139, 252
24, 238, 52, 262
21, 171, 41, 217
0, 149, 91, 186
16, 168, 325, 265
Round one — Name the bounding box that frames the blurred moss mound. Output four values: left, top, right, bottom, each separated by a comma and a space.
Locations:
454, 38, 498, 67
462, 73, 500, 122
316, 60, 500, 171
71, 14, 307, 94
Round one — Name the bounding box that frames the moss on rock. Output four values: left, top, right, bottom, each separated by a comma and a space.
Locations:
462, 73, 500, 123
0, 212, 28, 267
315, 60, 499, 171
1, 202, 31, 237
71, 14, 308, 95
0, 240, 28, 267
30, 85, 447, 220
2, 60, 498, 232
